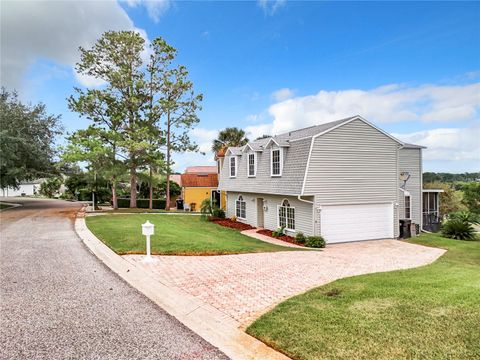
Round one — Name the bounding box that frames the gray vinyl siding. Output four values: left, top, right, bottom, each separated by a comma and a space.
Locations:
218, 138, 311, 196
304, 119, 400, 237
225, 191, 314, 236
398, 148, 422, 226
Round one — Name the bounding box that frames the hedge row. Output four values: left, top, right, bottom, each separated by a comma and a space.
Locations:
117, 198, 166, 209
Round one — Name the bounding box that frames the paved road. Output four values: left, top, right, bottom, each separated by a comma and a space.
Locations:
0, 198, 228, 360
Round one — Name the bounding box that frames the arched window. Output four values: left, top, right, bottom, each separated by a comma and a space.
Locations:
278, 199, 295, 230
236, 195, 246, 219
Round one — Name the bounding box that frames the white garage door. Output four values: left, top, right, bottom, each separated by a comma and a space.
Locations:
321, 203, 394, 244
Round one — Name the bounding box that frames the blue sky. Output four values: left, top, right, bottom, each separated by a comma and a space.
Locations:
2, 0, 479, 172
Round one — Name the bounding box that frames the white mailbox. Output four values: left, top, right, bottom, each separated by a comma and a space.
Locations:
141, 221, 155, 262
142, 221, 155, 236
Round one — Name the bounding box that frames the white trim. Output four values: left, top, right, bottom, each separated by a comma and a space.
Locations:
264, 137, 290, 149
404, 194, 412, 220
229, 156, 237, 178
235, 194, 246, 220
422, 189, 444, 193
270, 147, 283, 177
301, 115, 405, 195
277, 199, 295, 231
247, 152, 256, 177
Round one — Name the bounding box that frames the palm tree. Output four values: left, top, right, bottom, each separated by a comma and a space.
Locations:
212, 127, 249, 153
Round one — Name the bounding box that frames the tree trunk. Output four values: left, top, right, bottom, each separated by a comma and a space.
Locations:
129, 165, 137, 208
149, 166, 153, 210
111, 178, 118, 210
165, 114, 171, 211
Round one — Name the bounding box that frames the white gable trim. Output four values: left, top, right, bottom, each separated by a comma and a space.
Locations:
301, 116, 404, 195
264, 137, 290, 149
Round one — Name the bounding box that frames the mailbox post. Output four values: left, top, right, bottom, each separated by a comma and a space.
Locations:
141, 220, 155, 262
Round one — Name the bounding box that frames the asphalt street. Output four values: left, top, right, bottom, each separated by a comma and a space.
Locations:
0, 198, 228, 360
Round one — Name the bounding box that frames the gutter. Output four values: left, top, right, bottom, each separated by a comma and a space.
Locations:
297, 195, 314, 204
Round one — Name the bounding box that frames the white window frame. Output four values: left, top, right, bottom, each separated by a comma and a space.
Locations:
404, 194, 411, 219
247, 153, 256, 177
277, 199, 295, 231
229, 156, 237, 178
270, 148, 283, 177
235, 195, 246, 219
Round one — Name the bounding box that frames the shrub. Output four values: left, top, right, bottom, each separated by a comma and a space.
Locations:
305, 236, 326, 248
442, 218, 476, 240
272, 226, 285, 238
117, 198, 166, 209
448, 211, 480, 225
212, 207, 226, 219
295, 232, 306, 244
200, 198, 213, 220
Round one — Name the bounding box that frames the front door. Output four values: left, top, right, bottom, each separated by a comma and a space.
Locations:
211, 190, 221, 207
257, 198, 264, 228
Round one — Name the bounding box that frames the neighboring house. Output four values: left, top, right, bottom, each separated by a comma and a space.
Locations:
218, 115, 442, 244
181, 166, 226, 211
1, 179, 44, 197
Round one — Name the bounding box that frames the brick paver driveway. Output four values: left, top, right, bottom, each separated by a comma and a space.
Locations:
124, 240, 445, 326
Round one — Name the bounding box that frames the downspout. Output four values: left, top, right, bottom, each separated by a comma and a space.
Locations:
297, 195, 315, 236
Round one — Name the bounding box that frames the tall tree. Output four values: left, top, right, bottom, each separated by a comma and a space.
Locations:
212, 127, 249, 153
69, 31, 158, 208
161, 65, 203, 210
0, 89, 62, 189
61, 126, 126, 209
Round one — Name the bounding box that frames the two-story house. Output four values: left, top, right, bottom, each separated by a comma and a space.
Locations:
217, 115, 441, 244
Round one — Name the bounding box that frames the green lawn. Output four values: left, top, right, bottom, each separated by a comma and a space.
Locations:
86, 214, 299, 255
247, 233, 480, 360
0, 203, 14, 210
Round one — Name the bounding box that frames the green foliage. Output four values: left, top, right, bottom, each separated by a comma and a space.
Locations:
448, 211, 480, 225
212, 207, 226, 219
117, 198, 166, 209
423, 182, 466, 216
460, 182, 480, 214
0, 89, 62, 189
442, 211, 478, 241
272, 226, 285, 238
423, 172, 480, 184
305, 236, 326, 248
39, 177, 62, 198
295, 232, 306, 244
212, 127, 249, 153
200, 198, 213, 220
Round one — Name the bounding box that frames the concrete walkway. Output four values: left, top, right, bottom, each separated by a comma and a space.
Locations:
125, 240, 446, 326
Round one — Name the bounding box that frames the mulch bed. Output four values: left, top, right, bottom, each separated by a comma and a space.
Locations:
257, 229, 305, 247
210, 218, 255, 231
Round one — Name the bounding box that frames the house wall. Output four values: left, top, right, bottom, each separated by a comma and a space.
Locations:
183, 187, 214, 211
398, 148, 422, 226
226, 191, 314, 236
303, 119, 401, 238
1, 184, 36, 197
218, 138, 311, 196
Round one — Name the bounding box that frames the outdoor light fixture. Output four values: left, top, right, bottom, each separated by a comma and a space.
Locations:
141, 220, 155, 262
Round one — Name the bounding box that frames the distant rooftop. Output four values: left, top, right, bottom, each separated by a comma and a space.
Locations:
184, 166, 217, 174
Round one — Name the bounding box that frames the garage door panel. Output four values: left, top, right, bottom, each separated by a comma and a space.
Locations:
321, 203, 394, 243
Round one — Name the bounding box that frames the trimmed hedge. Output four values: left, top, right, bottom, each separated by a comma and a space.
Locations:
117, 198, 166, 209
305, 236, 326, 248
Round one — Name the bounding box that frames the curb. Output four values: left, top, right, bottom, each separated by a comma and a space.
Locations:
75, 215, 290, 360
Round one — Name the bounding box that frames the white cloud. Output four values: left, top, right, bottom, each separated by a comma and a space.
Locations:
271, 87, 295, 101
257, 0, 286, 15
0, 0, 151, 89
245, 82, 480, 138
394, 124, 480, 163
124, 0, 171, 23
191, 127, 218, 153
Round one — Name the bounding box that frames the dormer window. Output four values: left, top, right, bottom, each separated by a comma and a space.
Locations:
271, 149, 282, 176
247, 153, 256, 177
230, 157, 237, 178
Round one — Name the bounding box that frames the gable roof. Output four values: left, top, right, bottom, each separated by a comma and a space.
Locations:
181, 173, 218, 188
